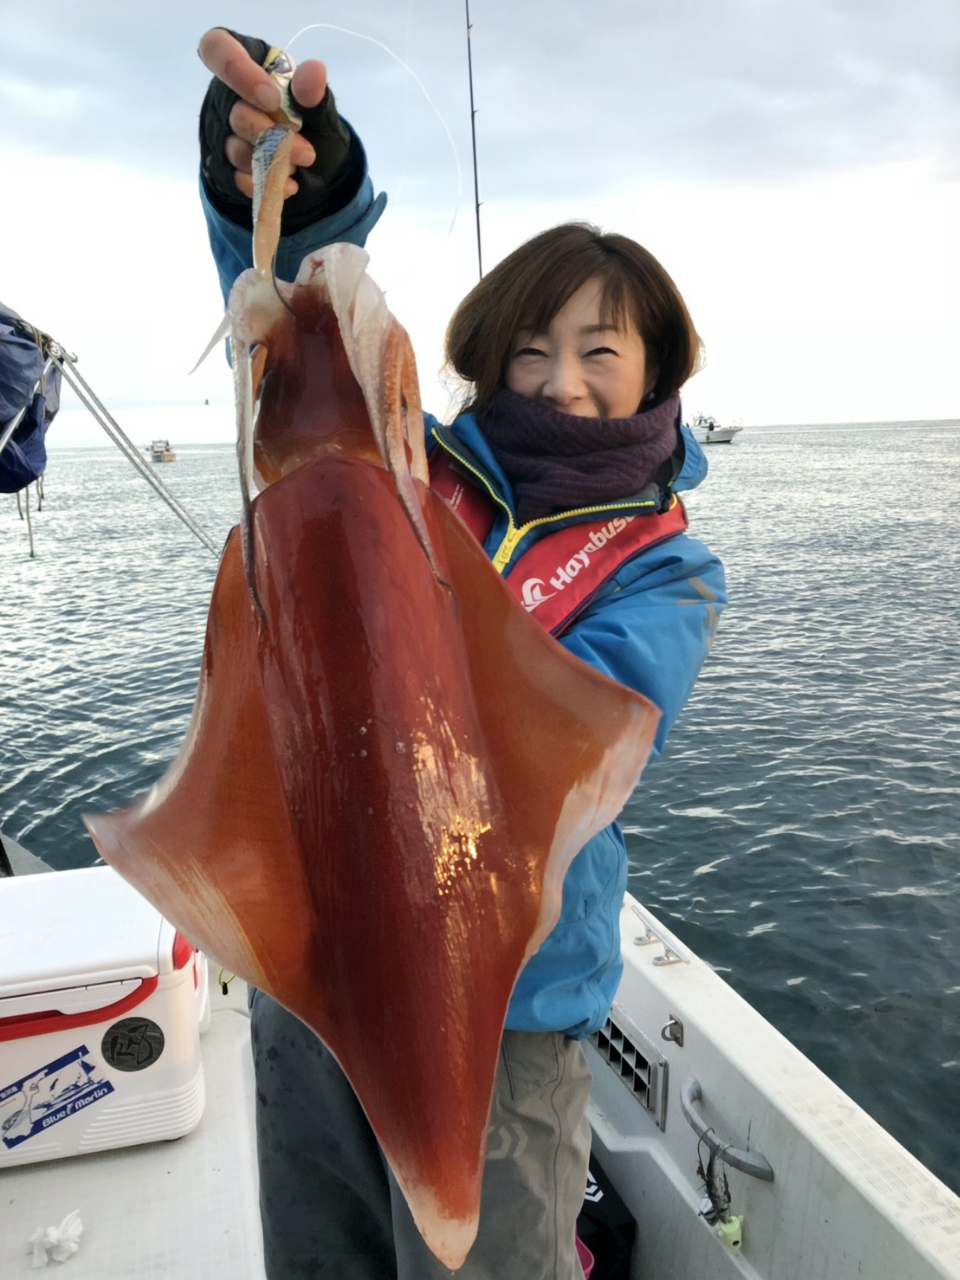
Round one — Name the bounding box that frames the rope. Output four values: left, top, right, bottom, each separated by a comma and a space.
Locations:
12, 481, 42, 555
3, 318, 220, 559
48, 345, 221, 557
24, 481, 35, 558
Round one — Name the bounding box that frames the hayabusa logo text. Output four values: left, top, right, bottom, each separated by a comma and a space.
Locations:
520, 517, 635, 611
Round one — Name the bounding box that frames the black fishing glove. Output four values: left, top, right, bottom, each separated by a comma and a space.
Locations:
199, 29, 366, 235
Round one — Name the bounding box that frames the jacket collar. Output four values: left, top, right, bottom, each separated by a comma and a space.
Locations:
425, 403, 708, 514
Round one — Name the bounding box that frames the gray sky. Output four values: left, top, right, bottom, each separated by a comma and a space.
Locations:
5, 1, 957, 186
1, 0, 957, 435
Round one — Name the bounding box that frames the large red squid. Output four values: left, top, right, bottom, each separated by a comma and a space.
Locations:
85, 115, 659, 1269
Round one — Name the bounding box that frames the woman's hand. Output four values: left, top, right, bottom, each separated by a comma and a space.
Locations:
198, 28, 329, 200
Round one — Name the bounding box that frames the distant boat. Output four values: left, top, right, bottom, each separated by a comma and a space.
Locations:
689, 414, 743, 445
149, 439, 176, 463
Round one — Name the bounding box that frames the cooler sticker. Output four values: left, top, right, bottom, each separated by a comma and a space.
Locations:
0, 1046, 114, 1149
101, 1017, 165, 1072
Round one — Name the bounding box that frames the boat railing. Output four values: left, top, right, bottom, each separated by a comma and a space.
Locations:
680, 1076, 775, 1181
629, 901, 691, 967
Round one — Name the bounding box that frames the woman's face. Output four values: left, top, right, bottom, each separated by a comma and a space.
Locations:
504, 278, 651, 419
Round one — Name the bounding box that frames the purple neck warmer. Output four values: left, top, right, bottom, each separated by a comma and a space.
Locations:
477, 388, 680, 525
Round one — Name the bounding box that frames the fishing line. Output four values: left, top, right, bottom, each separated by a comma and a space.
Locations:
285, 21, 462, 234
271, 259, 296, 315
395, 0, 415, 203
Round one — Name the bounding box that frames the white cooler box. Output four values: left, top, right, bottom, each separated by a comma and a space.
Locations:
0, 865, 209, 1168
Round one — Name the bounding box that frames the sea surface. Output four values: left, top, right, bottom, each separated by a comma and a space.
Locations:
2, 421, 959, 1194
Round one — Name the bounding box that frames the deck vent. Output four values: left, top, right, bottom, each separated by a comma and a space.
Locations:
592, 1010, 668, 1131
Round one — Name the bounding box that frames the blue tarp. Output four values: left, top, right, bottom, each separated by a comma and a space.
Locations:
0, 303, 61, 493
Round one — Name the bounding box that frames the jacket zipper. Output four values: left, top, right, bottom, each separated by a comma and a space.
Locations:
432, 431, 659, 575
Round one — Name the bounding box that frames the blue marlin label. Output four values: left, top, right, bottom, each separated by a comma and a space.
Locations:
0, 1045, 114, 1148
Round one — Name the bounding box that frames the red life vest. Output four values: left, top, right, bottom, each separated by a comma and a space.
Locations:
430, 450, 688, 636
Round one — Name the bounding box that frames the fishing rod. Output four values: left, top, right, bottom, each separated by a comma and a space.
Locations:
464, 0, 483, 278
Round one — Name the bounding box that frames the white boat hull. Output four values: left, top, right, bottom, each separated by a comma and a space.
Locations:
588, 894, 960, 1279
693, 425, 742, 444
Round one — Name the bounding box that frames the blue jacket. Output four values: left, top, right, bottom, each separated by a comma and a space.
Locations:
202, 162, 727, 1039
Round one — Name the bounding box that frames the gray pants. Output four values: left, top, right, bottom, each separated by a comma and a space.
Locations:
250, 989, 592, 1279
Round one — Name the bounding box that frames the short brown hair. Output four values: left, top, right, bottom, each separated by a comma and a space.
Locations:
445, 223, 702, 412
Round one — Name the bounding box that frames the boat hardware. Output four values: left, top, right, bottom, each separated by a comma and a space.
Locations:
681, 1077, 774, 1181
716, 1216, 744, 1250
629, 902, 690, 966
592, 1008, 669, 1130
661, 1015, 684, 1046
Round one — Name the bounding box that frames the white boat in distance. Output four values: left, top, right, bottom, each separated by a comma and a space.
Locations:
2, 835, 959, 1280
149, 438, 176, 463
689, 413, 743, 444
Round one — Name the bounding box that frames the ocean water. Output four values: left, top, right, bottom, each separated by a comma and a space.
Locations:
2, 422, 959, 1194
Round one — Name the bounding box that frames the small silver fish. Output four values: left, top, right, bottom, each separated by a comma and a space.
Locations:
252, 48, 302, 280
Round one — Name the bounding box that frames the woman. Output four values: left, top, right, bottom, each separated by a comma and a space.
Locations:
198, 28, 725, 1280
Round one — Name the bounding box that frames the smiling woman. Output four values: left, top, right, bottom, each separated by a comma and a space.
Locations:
439, 222, 702, 526
175, 25, 727, 1280
445, 222, 702, 415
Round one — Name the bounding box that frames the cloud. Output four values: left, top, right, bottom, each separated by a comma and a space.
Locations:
467, 0, 960, 192
1, 0, 956, 202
